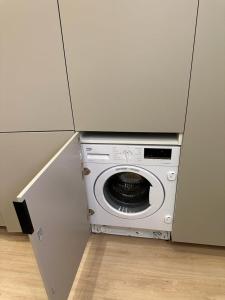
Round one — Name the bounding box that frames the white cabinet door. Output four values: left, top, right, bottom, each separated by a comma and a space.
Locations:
0, 131, 73, 232
59, 0, 198, 133
0, 0, 74, 132
13, 133, 90, 300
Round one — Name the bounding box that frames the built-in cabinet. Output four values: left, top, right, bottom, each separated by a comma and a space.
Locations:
0, 0, 73, 132
0, 0, 223, 246
59, 0, 198, 133
173, 0, 225, 246
0, 132, 73, 231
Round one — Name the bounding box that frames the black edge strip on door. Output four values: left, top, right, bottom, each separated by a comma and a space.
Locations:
13, 200, 34, 234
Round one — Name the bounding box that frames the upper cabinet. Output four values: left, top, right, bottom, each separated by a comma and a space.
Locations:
59, 0, 198, 133
173, 0, 225, 246
0, 0, 74, 132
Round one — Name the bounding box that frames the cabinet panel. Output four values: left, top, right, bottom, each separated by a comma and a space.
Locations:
173, 0, 225, 246
0, 0, 73, 132
15, 134, 89, 299
59, 0, 198, 132
0, 131, 73, 232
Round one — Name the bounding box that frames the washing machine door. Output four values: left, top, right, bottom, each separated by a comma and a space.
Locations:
94, 165, 165, 220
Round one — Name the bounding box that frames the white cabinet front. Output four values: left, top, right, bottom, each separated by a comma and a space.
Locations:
14, 134, 89, 300
59, 0, 198, 133
0, 0, 74, 132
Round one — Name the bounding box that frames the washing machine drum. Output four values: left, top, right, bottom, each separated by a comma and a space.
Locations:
94, 166, 165, 220
105, 172, 150, 212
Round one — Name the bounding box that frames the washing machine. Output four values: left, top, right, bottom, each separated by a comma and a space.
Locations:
80, 133, 181, 240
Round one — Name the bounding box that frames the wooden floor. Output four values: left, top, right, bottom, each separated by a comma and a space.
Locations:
0, 228, 225, 300
0, 228, 46, 300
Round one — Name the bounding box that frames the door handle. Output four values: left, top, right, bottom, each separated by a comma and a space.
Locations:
13, 200, 34, 234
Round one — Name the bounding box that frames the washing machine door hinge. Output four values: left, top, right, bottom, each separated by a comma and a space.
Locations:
88, 209, 95, 216
82, 166, 91, 178
83, 167, 91, 176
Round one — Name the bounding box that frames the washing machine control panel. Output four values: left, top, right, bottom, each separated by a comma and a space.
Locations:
114, 147, 142, 162
81, 144, 180, 166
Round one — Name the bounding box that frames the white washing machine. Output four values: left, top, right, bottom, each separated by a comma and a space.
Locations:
80, 133, 181, 240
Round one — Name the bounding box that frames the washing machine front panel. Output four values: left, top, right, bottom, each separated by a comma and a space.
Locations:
94, 165, 165, 220
81, 139, 180, 232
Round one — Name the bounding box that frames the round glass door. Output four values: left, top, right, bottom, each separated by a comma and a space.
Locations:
103, 172, 150, 213
94, 166, 165, 220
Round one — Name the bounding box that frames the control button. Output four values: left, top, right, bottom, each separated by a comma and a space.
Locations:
164, 215, 173, 224
167, 171, 177, 181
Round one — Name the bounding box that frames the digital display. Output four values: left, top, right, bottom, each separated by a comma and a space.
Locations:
144, 148, 172, 159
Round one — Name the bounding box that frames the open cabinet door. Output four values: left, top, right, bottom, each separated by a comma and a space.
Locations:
13, 133, 90, 300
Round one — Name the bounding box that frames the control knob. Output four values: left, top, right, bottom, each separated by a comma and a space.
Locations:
123, 150, 133, 161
